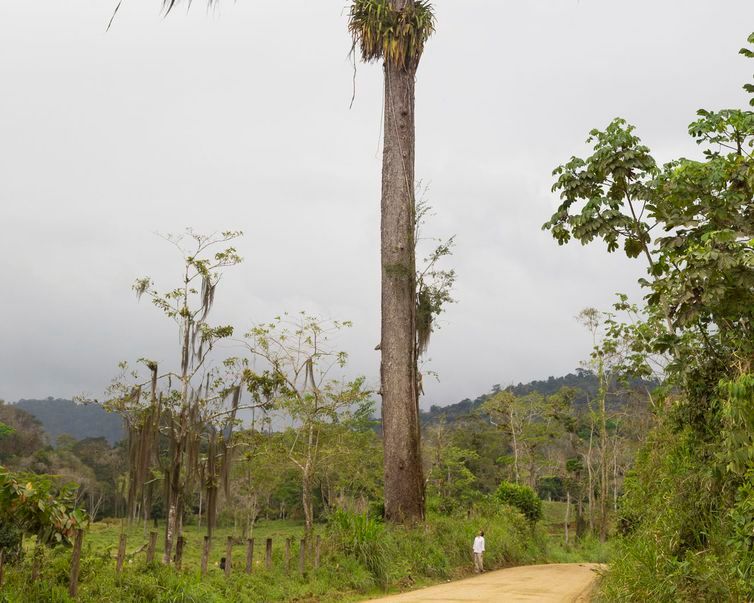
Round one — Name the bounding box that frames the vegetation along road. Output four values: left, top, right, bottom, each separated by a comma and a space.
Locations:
370, 563, 603, 602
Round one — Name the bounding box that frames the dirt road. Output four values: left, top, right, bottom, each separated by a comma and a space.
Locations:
369, 563, 603, 602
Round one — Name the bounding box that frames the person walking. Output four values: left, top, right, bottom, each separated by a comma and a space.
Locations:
472, 530, 485, 573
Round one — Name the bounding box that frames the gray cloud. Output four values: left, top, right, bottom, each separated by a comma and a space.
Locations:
2, 0, 752, 407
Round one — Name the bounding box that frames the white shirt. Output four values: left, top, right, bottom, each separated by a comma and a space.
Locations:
473, 536, 485, 554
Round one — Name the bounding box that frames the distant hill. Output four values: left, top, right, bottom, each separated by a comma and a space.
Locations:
14, 373, 651, 444
14, 398, 124, 445
422, 370, 654, 424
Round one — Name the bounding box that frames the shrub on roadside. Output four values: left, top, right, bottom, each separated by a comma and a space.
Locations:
328, 509, 389, 589
597, 415, 753, 602
495, 481, 543, 523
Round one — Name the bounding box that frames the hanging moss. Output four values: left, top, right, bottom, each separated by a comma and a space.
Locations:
416, 287, 433, 356
349, 0, 435, 70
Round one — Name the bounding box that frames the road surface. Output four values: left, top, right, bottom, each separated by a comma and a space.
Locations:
370, 563, 603, 602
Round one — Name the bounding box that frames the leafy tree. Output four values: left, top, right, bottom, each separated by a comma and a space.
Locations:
495, 481, 542, 523
318, 419, 383, 515
244, 313, 374, 537
0, 468, 87, 546
226, 429, 282, 536
446, 414, 510, 494
349, 0, 436, 523
0, 419, 13, 439
482, 391, 564, 489
424, 419, 478, 513
0, 403, 47, 466
546, 33, 754, 599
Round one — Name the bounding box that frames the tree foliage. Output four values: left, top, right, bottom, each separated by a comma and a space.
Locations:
547, 34, 754, 600
495, 481, 542, 523
0, 468, 87, 546
415, 195, 456, 359
348, 0, 435, 70
244, 313, 374, 536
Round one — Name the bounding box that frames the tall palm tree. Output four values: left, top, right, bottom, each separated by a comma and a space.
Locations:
349, 0, 435, 523
112, 0, 434, 525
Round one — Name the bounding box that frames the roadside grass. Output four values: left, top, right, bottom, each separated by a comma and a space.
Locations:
1, 506, 611, 602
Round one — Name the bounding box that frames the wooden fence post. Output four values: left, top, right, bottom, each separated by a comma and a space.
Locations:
116, 533, 127, 574
31, 545, 41, 581
285, 538, 291, 573
175, 536, 185, 570
245, 538, 254, 574
146, 531, 157, 564
298, 538, 306, 574
68, 529, 84, 598
314, 535, 321, 569
225, 536, 233, 577
201, 535, 210, 576
265, 538, 272, 570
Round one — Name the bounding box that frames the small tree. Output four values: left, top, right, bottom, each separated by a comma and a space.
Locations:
244, 313, 373, 537
424, 419, 478, 513
0, 468, 87, 547
228, 428, 302, 536
104, 230, 259, 563
577, 306, 650, 541
414, 194, 456, 393
482, 391, 559, 488
318, 416, 383, 515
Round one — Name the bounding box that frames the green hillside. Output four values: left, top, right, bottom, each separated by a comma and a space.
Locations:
422, 370, 654, 425
15, 398, 124, 445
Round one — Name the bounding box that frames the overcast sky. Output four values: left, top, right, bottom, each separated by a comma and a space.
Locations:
1, 0, 752, 409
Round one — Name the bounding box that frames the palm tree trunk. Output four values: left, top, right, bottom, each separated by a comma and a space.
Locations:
380, 19, 424, 522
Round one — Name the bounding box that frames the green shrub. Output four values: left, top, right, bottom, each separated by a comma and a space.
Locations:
367, 499, 385, 519
597, 415, 754, 602
495, 481, 542, 522
0, 522, 23, 562
328, 509, 389, 589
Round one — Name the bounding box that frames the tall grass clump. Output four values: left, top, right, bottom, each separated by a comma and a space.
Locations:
328, 509, 390, 589
328, 503, 547, 593
388, 502, 545, 583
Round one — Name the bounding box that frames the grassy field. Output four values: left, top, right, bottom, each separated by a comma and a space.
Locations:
0, 508, 610, 602
86, 503, 601, 569
4, 519, 381, 603
542, 500, 568, 527
86, 518, 308, 573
